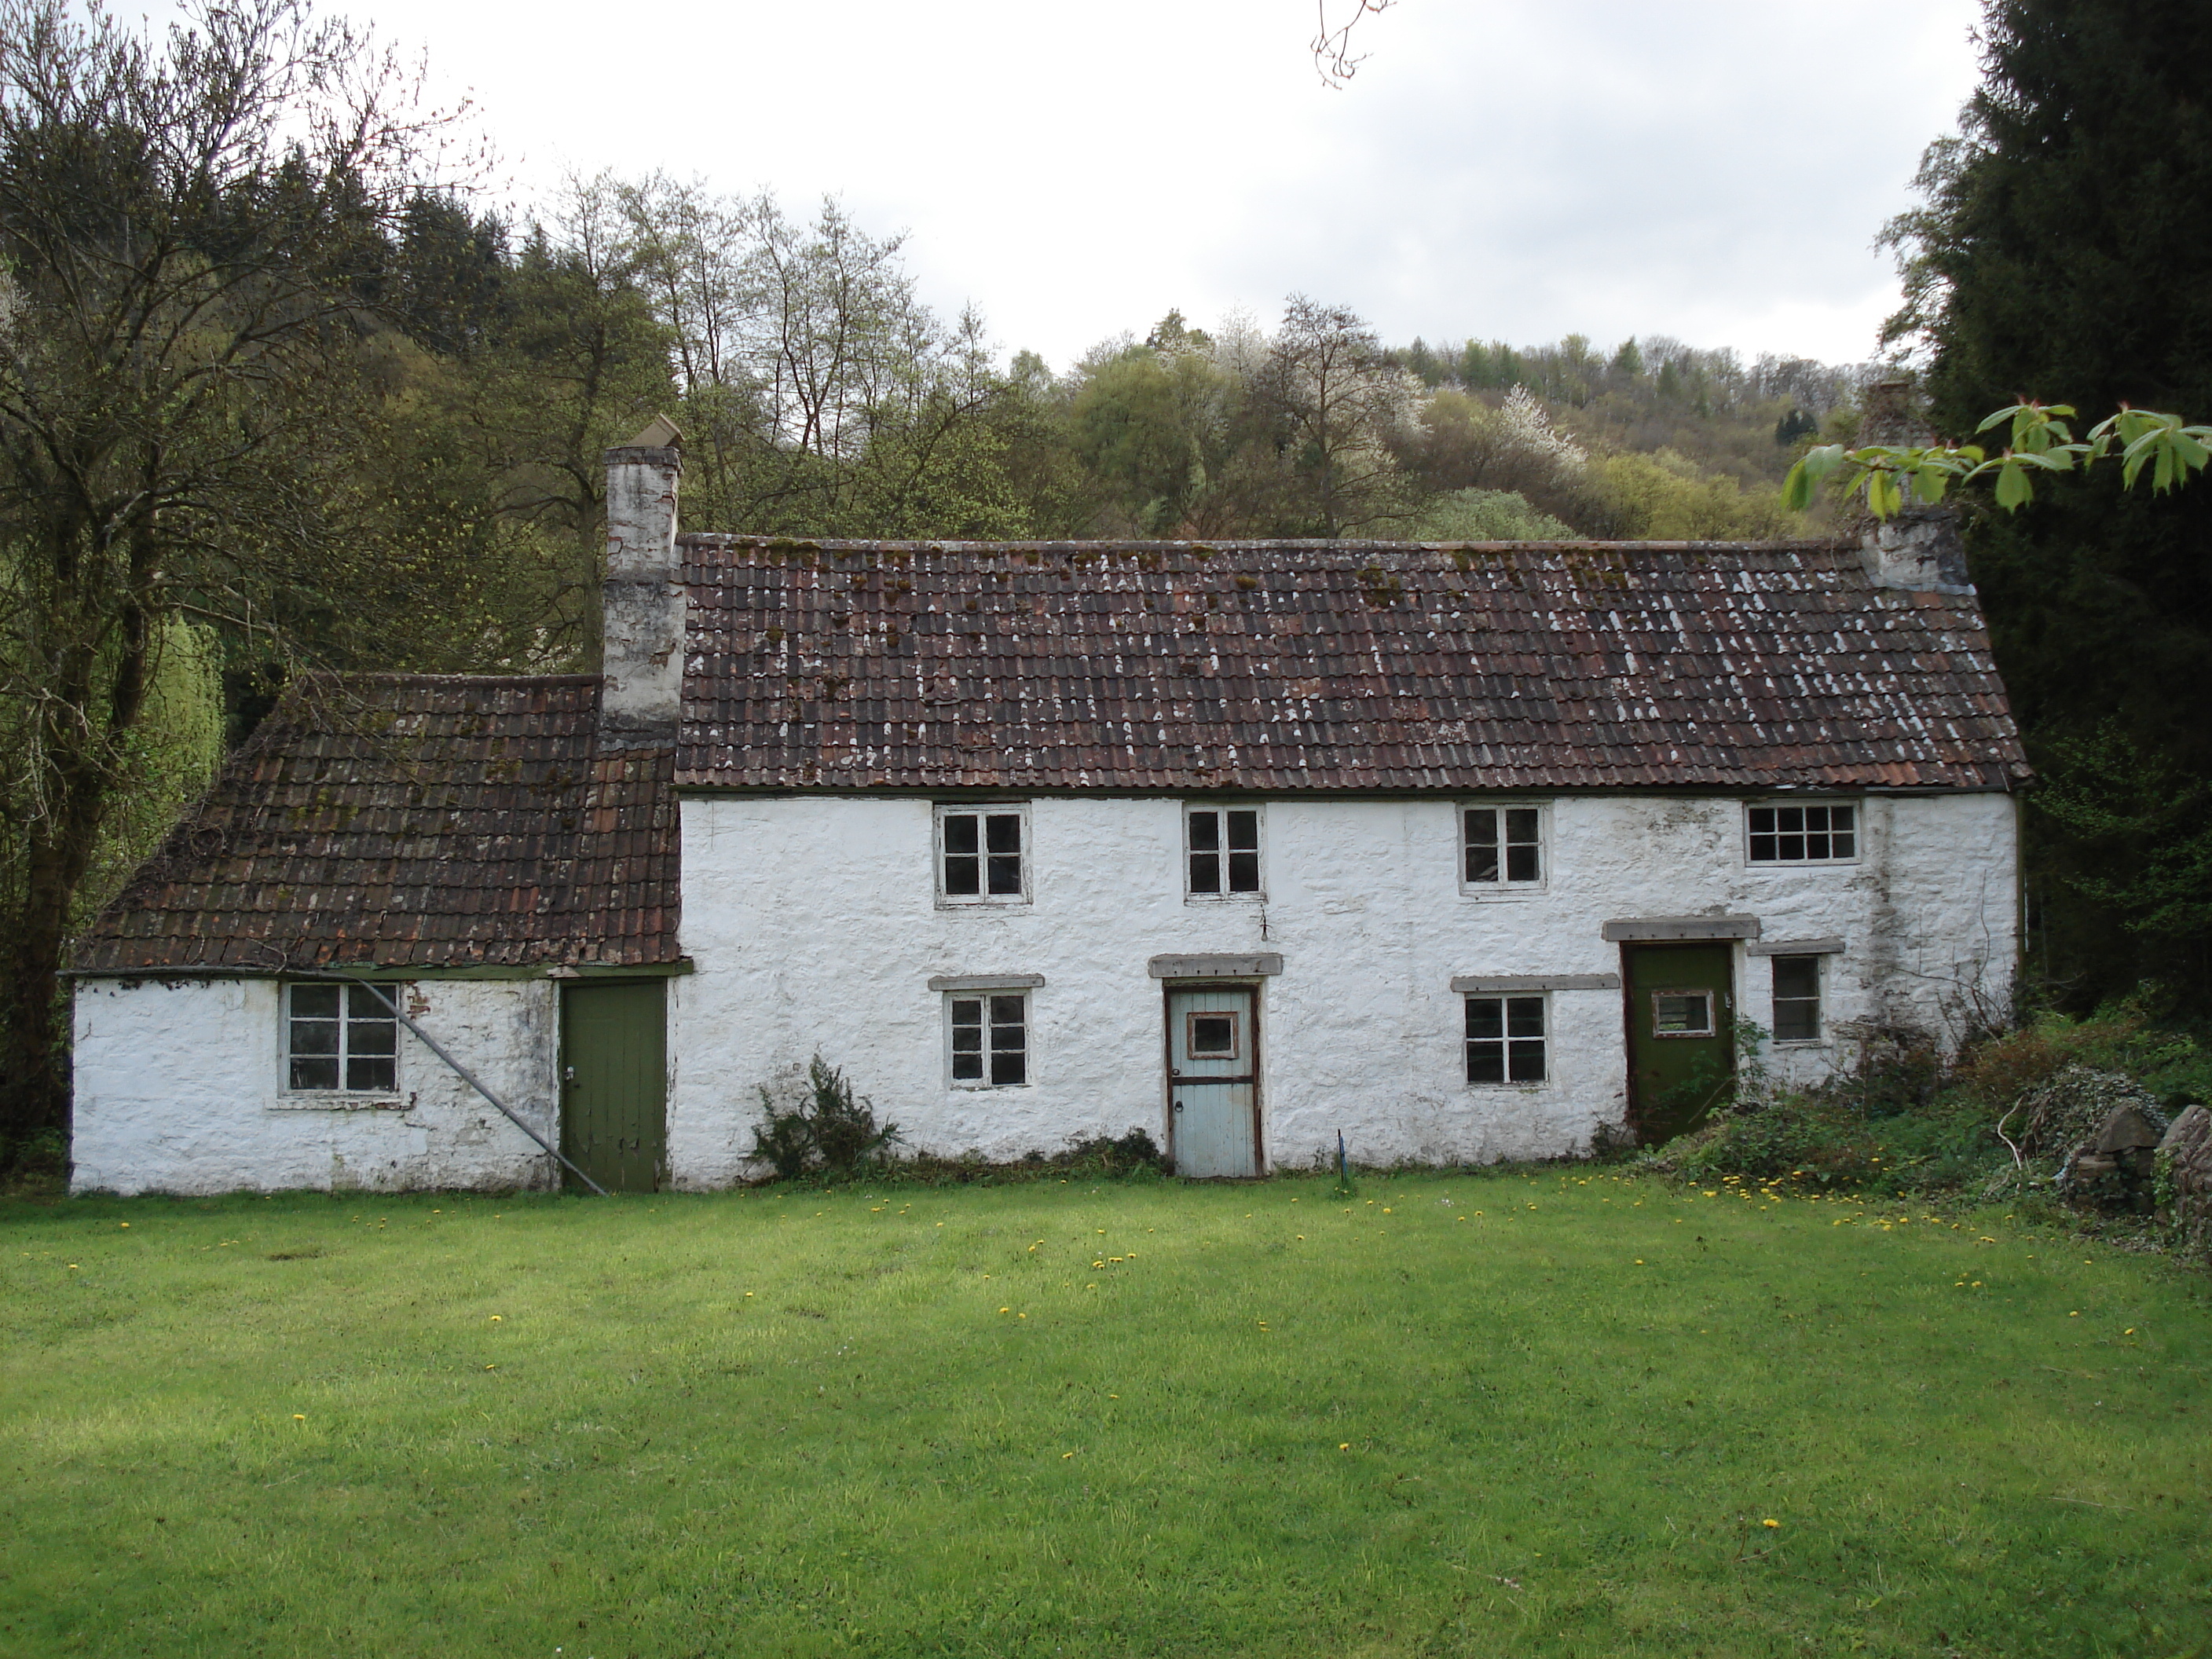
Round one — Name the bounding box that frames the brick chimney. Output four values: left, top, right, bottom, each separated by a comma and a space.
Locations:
1855, 375, 1972, 595
602, 416, 684, 747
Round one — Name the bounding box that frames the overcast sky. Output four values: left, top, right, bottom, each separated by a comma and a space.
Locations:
297, 0, 1984, 372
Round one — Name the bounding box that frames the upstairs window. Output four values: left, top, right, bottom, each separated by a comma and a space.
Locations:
1466, 994, 1546, 1084
1748, 803, 1856, 864
1187, 807, 1262, 896
939, 806, 1027, 903
286, 983, 398, 1093
1463, 804, 1543, 888
1771, 954, 1823, 1042
950, 993, 1028, 1086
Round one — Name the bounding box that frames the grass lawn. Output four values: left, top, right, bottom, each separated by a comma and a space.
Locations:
3, 1169, 2207, 1658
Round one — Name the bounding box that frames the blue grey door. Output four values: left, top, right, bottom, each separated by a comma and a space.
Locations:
1166, 987, 1259, 1177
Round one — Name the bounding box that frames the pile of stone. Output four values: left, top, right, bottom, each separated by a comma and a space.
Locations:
2016, 1064, 2169, 1165
2159, 1105, 2212, 1254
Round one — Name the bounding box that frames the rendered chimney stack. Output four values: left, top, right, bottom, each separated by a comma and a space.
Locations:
1855, 375, 1973, 595
602, 416, 685, 746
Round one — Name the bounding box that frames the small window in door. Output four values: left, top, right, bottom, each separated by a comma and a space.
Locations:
1771, 955, 1822, 1042
950, 993, 1027, 1086
938, 805, 1027, 904
1463, 804, 1543, 888
1652, 989, 1716, 1037
1187, 807, 1262, 896
1466, 995, 1546, 1084
1185, 1009, 1242, 1060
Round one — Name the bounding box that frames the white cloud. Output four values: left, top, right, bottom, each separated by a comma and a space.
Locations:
148, 0, 1986, 368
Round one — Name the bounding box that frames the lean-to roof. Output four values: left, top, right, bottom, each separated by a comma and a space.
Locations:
679, 538, 2029, 793
73, 675, 679, 975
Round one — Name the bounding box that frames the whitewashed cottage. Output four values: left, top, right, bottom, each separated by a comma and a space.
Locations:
67, 430, 2028, 1193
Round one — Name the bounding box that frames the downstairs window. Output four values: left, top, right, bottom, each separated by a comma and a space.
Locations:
285, 983, 398, 1093
1466, 994, 1546, 1084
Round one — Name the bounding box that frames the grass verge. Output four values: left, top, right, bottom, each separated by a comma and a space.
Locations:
4, 1170, 2208, 1657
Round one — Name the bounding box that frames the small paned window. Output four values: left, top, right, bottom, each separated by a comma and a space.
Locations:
1186, 1010, 1241, 1060
1463, 805, 1542, 887
1771, 955, 1822, 1042
1187, 807, 1261, 895
1466, 995, 1546, 1084
1748, 803, 1856, 863
286, 983, 398, 1092
939, 807, 1027, 903
1652, 990, 1716, 1038
951, 993, 1028, 1086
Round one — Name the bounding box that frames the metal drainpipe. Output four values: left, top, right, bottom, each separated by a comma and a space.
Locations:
309, 972, 610, 1198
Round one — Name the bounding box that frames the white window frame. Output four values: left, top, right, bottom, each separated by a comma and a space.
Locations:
1459, 800, 1547, 895
1769, 954, 1825, 1045
282, 980, 402, 1097
1184, 803, 1265, 901
1745, 800, 1860, 866
946, 990, 1031, 1088
935, 803, 1031, 907
1464, 991, 1547, 1086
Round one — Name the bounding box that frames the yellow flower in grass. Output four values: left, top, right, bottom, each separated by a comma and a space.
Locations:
1762, 1519, 1780, 1529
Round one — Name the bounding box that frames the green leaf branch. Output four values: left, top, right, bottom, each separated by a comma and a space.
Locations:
1783, 399, 2212, 518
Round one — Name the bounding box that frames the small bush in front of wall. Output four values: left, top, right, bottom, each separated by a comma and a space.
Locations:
750, 1055, 901, 1180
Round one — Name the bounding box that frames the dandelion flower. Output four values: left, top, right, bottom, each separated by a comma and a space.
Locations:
1339, 1442, 1350, 1450
1000, 1306, 1011, 1313
1762, 1519, 1780, 1529
1063, 1452, 1075, 1459
490, 1315, 503, 1322
293, 1414, 306, 1421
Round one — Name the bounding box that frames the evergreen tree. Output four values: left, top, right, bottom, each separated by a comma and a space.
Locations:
1885, 0, 2212, 1002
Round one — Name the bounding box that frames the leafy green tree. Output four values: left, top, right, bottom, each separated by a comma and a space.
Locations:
0, 0, 482, 1159
1407, 489, 1574, 541
1878, 0, 2212, 1001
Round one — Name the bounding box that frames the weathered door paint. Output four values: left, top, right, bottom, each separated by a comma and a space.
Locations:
1623, 943, 1734, 1145
559, 980, 668, 1192
1166, 986, 1259, 1177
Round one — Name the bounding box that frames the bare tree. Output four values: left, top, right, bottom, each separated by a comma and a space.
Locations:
0, 0, 468, 1160
1312, 0, 1396, 88
1262, 296, 1416, 536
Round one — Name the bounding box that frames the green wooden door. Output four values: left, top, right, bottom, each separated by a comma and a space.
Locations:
560, 980, 668, 1192
1624, 943, 1734, 1145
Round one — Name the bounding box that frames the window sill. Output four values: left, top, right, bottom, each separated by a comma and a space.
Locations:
936, 899, 1033, 912
1465, 1082, 1547, 1093
1459, 886, 1547, 899
1769, 1039, 1832, 1050
949, 1081, 1032, 1092
1184, 892, 1266, 905
271, 1093, 408, 1111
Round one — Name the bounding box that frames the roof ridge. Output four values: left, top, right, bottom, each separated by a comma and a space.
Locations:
676, 536, 1849, 555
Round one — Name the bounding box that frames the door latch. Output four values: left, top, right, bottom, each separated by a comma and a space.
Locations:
562, 1065, 576, 1082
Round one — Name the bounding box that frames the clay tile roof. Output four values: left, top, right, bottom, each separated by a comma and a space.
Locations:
73, 674, 679, 974
676, 537, 2030, 793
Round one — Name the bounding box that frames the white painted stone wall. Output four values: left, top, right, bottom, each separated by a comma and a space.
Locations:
670, 790, 2019, 1181
69, 977, 562, 1195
